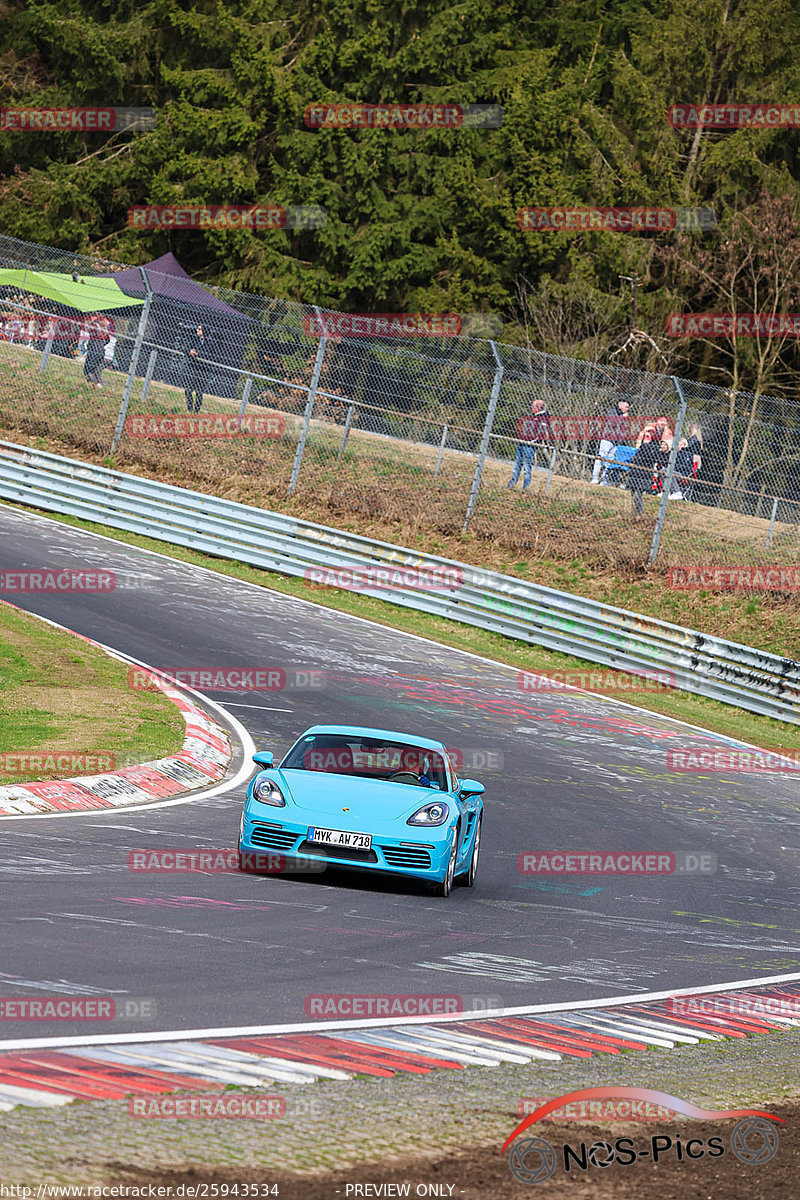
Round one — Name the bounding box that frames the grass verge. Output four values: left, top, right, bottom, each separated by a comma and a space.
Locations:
0, 600, 186, 785
2, 338, 800, 666
5, 498, 800, 753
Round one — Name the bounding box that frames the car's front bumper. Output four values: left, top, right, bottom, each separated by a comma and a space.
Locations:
240, 810, 453, 881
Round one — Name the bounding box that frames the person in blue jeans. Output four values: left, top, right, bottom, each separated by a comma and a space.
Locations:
508, 397, 552, 489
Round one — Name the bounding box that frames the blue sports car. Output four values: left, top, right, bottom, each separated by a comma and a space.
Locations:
238, 725, 485, 896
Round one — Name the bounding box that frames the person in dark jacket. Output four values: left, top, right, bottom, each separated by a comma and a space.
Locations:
672, 437, 694, 498
592, 399, 630, 484
508, 397, 552, 490
83, 315, 109, 387
184, 324, 208, 412
627, 429, 661, 516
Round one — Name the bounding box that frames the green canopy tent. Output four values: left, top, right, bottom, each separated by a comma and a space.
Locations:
0, 268, 144, 360
0, 269, 144, 312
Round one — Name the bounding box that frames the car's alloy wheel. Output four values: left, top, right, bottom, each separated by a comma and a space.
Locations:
433, 835, 458, 898
458, 816, 482, 888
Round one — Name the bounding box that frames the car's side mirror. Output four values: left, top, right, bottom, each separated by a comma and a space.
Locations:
252, 751, 274, 768
459, 778, 485, 798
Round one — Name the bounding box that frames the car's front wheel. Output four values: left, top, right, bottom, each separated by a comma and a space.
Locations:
431, 835, 458, 898
457, 816, 482, 888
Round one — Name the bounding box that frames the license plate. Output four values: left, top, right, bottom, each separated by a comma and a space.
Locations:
308, 826, 372, 849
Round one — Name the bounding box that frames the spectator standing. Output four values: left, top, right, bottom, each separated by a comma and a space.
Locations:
184, 324, 207, 413
508, 397, 552, 491
83, 326, 108, 386
655, 433, 676, 495
672, 437, 694, 499
592, 399, 630, 485
626, 428, 660, 517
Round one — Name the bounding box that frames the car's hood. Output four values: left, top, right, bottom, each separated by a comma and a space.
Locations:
275, 769, 448, 821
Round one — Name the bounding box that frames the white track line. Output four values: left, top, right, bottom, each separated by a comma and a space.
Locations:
2, 972, 800, 1052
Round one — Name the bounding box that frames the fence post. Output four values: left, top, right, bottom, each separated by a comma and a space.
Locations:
463, 341, 503, 532
648, 376, 688, 565
766, 496, 779, 549
288, 306, 327, 496
434, 423, 448, 477
236, 377, 253, 428
139, 349, 158, 405
337, 402, 355, 462
111, 266, 154, 454
39, 334, 54, 373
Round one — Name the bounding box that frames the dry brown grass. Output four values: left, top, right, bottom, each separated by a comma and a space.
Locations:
2, 342, 800, 658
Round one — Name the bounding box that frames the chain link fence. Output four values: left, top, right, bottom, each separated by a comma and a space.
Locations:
1, 231, 800, 571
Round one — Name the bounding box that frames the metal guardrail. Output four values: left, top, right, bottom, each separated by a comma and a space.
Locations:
1, 439, 799, 726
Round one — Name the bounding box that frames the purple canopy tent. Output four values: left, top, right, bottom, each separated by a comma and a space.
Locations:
101, 253, 251, 399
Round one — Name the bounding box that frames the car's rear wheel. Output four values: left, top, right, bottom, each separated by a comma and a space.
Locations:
432, 836, 458, 898
457, 816, 482, 888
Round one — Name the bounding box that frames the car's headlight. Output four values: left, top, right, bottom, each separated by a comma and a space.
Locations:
252, 776, 285, 807
407, 801, 449, 826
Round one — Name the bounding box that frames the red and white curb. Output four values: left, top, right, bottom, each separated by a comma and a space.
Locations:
0, 603, 232, 816
0, 983, 798, 1110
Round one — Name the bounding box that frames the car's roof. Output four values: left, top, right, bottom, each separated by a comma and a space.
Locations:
299, 725, 447, 753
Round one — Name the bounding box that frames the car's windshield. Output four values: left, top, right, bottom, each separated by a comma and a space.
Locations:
281, 735, 449, 789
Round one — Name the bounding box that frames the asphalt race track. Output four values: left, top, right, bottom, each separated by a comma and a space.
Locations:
2, 503, 800, 1041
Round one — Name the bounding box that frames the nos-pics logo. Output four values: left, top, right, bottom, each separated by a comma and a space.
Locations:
503, 1088, 782, 1183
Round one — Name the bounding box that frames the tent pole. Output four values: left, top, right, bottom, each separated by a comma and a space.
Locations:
111, 267, 153, 454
